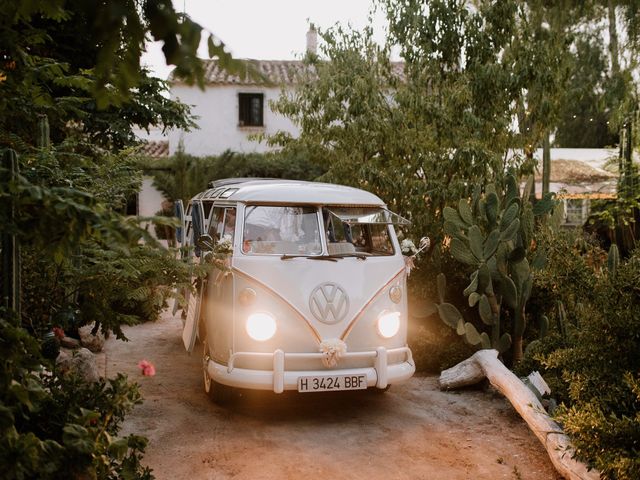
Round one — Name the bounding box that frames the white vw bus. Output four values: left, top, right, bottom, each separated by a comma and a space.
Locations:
178, 178, 417, 402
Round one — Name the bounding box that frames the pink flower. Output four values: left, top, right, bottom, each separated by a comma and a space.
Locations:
137, 360, 156, 376
53, 327, 65, 340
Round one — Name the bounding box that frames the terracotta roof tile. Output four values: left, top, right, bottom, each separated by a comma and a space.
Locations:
169, 59, 307, 86
139, 140, 169, 158
171, 59, 406, 86
533, 159, 616, 183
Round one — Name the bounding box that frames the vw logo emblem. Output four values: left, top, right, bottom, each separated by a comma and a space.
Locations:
309, 282, 350, 324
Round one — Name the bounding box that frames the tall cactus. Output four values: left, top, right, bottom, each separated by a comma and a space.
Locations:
607, 243, 620, 277
1, 149, 21, 318
437, 174, 555, 362
37, 114, 50, 148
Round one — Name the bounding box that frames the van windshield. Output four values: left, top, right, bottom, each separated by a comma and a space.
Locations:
242, 206, 322, 255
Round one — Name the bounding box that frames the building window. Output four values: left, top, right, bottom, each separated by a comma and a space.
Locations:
238, 93, 264, 127
565, 199, 589, 226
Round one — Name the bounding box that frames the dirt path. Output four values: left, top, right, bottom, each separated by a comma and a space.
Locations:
106, 312, 559, 480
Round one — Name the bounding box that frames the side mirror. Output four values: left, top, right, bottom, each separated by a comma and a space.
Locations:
195, 233, 215, 252
413, 236, 431, 256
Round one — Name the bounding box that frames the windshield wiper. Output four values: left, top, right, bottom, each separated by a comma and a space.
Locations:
281, 253, 368, 261
280, 254, 338, 262
324, 253, 368, 260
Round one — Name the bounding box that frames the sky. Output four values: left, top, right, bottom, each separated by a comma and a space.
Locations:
141, 0, 386, 80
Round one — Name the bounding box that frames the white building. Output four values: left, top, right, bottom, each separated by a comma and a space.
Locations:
168, 59, 307, 156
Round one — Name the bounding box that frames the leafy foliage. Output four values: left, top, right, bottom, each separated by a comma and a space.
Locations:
0, 309, 152, 479
518, 227, 639, 478
141, 148, 327, 204
270, 0, 574, 243
1, 1, 229, 478
544, 249, 640, 479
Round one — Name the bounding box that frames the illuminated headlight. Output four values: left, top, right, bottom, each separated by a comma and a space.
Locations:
246, 312, 277, 341
377, 311, 401, 338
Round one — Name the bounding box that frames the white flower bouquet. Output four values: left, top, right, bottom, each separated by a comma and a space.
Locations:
319, 338, 347, 368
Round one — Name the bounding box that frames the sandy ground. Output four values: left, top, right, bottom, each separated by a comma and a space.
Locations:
105, 313, 560, 480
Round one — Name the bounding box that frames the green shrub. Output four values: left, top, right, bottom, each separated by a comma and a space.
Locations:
140, 148, 327, 204
524, 246, 640, 479
0, 309, 152, 479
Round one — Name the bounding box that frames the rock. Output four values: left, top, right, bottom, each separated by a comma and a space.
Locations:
78, 325, 105, 353
56, 347, 100, 382
60, 336, 81, 349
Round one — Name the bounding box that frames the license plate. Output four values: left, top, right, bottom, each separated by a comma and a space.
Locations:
297, 374, 367, 392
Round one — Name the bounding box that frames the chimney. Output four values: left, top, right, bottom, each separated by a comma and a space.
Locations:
306, 25, 318, 55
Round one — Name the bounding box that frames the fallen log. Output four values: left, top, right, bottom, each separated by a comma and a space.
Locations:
439, 349, 599, 480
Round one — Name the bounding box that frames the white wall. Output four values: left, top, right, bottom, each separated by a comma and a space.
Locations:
169, 84, 299, 156
138, 177, 167, 217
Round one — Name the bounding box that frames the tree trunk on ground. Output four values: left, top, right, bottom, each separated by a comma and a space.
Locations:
439, 350, 599, 480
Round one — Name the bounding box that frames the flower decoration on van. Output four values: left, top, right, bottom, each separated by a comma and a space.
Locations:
400, 238, 418, 256
319, 338, 347, 368
206, 234, 233, 273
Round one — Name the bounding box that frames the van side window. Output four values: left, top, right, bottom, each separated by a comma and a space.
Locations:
208, 207, 225, 241
208, 207, 236, 242
222, 208, 236, 241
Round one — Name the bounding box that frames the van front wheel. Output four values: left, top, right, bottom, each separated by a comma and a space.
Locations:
202, 341, 233, 404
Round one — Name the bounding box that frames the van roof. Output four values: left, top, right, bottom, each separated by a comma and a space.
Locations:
193, 179, 385, 206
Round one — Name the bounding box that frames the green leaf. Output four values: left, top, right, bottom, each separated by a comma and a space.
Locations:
444, 220, 467, 241
108, 437, 130, 460
450, 238, 478, 266
464, 322, 482, 345
480, 332, 492, 349
500, 218, 520, 242
479, 294, 493, 325
533, 193, 556, 216
468, 292, 481, 307
477, 263, 492, 294
443, 206, 467, 229
483, 229, 500, 260
63, 424, 95, 455
458, 199, 473, 225
468, 225, 484, 261
521, 204, 534, 246
501, 275, 518, 309
512, 258, 531, 292
437, 303, 464, 329
463, 271, 479, 296
485, 192, 499, 227
504, 175, 519, 205
500, 202, 519, 230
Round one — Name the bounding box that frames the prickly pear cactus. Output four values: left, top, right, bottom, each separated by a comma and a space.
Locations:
436, 174, 556, 361
607, 243, 620, 277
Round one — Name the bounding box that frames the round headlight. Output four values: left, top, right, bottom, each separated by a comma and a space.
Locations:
377, 311, 401, 338
246, 312, 277, 341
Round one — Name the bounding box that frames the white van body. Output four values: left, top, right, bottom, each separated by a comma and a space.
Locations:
180, 179, 415, 400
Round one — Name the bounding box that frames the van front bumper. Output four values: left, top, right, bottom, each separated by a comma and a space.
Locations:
206, 346, 415, 393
